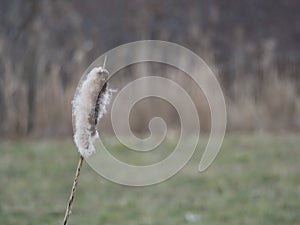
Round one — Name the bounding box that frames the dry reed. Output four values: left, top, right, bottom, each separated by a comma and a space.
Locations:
62, 65, 113, 225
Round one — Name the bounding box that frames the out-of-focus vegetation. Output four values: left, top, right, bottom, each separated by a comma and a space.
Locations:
0, 134, 299, 225
1, 2, 299, 225
0, 0, 300, 137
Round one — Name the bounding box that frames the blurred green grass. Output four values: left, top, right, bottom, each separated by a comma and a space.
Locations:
0, 134, 299, 225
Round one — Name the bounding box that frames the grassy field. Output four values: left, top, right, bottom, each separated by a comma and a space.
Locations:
0, 134, 299, 225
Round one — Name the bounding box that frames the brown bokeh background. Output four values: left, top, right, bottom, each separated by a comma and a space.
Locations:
0, 0, 299, 137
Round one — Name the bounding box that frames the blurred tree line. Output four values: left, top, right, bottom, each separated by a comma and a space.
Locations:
0, 0, 299, 137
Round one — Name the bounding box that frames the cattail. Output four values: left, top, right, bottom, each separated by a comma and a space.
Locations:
73, 66, 114, 157
62, 64, 114, 225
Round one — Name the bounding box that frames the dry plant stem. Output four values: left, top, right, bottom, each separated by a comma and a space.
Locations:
62, 155, 84, 225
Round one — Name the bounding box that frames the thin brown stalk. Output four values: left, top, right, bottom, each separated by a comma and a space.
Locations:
62, 155, 84, 225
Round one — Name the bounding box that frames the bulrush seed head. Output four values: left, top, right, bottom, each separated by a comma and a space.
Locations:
72, 67, 114, 157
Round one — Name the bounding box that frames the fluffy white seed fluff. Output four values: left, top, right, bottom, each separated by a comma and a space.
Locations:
97, 86, 115, 122
72, 67, 114, 157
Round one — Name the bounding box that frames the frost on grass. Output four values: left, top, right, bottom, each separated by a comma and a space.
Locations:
72, 67, 114, 157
